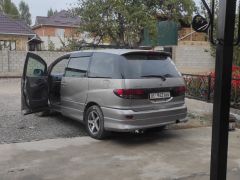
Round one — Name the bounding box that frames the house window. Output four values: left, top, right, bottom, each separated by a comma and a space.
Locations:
11, 41, 16, 50
0, 40, 16, 50
55, 29, 65, 38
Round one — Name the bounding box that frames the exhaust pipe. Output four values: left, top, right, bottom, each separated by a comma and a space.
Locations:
135, 129, 144, 134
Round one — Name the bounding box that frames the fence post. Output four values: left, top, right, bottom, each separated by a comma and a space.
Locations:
2, 49, 9, 74
207, 75, 212, 101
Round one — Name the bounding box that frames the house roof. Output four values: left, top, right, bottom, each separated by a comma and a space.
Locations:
0, 12, 36, 36
33, 10, 81, 29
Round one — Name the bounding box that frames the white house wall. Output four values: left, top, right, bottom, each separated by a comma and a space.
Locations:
40, 36, 67, 50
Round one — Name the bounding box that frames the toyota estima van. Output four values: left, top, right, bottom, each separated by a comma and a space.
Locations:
21, 49, 187, 139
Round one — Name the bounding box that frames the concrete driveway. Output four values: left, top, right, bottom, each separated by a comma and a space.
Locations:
0, 127, 239, 180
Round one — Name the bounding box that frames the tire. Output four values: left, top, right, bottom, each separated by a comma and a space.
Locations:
85, 105, 108, 140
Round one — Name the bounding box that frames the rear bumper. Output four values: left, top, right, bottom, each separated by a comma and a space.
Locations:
102, 104, 188, 132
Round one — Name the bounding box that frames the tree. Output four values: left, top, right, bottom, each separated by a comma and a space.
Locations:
48, 40, 55, 51
73, 0, 157, 46
47, 8, 53, 17
47, 8, 58, 17
72, 0, 196, 47
232, 14, 240, 66
144, 0, 196, 24
0, 0, 19, 18
198, 1, 240, 66
19, 1, 31, 25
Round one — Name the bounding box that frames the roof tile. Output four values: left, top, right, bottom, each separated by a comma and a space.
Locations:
34, 10, 81, 28
0, 12, 35, 35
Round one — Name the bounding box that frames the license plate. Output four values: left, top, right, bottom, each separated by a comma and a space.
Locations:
149, 92, 171, 100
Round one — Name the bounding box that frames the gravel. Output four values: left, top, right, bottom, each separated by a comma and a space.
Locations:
0, 78, 213, 144
0, 78, 87, 144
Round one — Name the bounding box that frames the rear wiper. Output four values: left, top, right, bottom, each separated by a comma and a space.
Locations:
88, 76, 112, 79
162, 74, 174, 78
141, 75, 166, 81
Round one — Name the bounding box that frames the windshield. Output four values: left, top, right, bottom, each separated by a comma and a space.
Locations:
123, 53, 181, 79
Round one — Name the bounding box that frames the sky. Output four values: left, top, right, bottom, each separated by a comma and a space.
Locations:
12, 0, 78, 24
12, 0, 201, 25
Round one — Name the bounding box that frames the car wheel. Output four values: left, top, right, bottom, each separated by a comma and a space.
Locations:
85, 105, 107, 140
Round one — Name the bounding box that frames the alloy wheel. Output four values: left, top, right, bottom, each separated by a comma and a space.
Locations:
87, 111, 100, 135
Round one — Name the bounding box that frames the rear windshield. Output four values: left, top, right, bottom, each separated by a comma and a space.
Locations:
123, 53, 181, 79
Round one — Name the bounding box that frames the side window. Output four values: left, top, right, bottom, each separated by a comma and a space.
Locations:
0, 40, 16, 51
50, 58, 69, 76
26, 57, 46, 77
89, 53, 120, 78
65, 56, 90, 78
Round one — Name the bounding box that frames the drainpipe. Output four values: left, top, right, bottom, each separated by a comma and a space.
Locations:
7, 50, 10, 72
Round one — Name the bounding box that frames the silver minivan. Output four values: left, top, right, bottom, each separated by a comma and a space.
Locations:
21, 49, 187, 139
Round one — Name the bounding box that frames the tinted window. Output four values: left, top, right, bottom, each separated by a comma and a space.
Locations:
89, 53, 121, 78
26, 57, 45, 77
65, 57, 90, 78
123, 53, 181, 79
51, 58, 69, 76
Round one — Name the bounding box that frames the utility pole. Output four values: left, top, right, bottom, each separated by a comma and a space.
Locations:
210, 0, 237, 179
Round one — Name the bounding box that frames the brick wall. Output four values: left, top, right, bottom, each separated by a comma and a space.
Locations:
179, 28, 207, 42
0, 50, 67, 76
33, 26, 80, 50
33, 26, 77, 37
174, 41, 215, 74
0, 43, 215, 77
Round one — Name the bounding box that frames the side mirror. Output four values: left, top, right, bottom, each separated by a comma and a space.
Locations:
33, 69, 44, 76
192, 15, 209, 33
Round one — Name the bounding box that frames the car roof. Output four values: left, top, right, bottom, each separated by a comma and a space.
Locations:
69, 49, 170, 58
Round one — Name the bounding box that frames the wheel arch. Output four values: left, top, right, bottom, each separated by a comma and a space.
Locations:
84, 102, 100, 121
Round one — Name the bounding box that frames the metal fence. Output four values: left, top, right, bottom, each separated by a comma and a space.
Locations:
182, 74, 240, 109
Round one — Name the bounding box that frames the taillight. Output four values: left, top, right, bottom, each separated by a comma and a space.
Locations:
113, 89, 146, 99
174, 86, 186, 96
